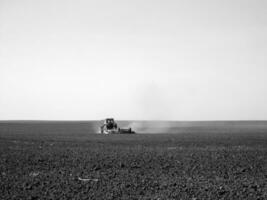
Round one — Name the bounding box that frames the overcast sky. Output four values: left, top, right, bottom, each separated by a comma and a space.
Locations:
0, 0, 267, 120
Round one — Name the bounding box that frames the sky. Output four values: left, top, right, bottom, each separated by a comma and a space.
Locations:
0, 0, 267, 120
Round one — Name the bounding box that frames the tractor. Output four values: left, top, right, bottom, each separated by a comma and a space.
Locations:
99, 118, 135, 134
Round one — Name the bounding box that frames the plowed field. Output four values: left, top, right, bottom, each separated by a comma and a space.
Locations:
0, 122, 267, 199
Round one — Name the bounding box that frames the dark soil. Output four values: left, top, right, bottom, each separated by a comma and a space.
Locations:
0, 123, 267, 199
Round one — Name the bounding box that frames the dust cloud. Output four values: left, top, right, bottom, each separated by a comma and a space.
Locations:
127, 121, 175, 133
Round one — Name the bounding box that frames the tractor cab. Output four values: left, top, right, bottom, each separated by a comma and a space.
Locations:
104, 118, 117, 130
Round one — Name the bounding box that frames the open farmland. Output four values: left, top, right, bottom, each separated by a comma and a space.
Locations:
0, 121, 267, 200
